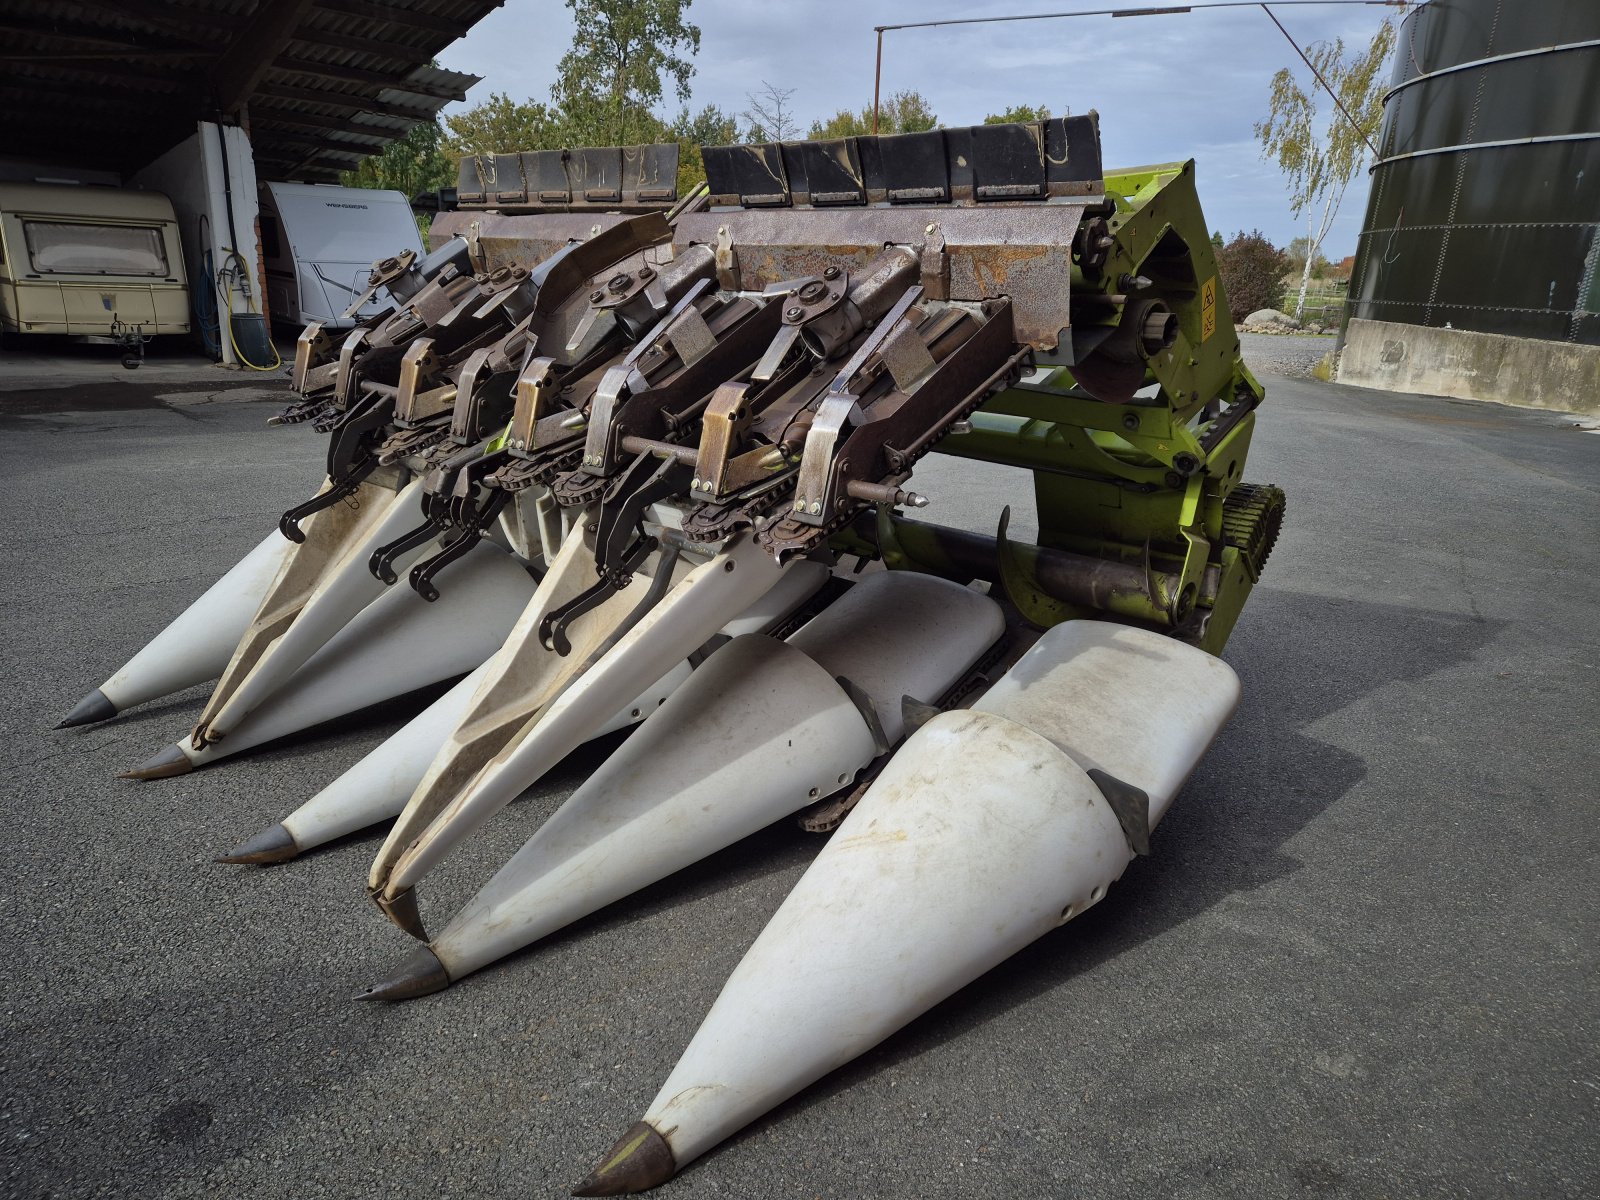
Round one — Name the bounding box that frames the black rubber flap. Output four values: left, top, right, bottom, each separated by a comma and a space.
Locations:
702, 142, 790, 206
971, 121, 1047, 199
624, 143, 679, 203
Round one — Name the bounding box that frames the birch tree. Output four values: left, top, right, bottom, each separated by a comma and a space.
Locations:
1254, 19, 1395, 321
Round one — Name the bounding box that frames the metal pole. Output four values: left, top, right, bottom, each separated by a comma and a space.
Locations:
872, 27, 883, 134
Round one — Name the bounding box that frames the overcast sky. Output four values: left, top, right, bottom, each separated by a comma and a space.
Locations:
436, 0, 1401, 258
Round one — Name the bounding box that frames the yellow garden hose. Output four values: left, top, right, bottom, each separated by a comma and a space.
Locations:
217, 248, 283, 372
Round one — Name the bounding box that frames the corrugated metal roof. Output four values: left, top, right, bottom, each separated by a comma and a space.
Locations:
0, 0, 494, 183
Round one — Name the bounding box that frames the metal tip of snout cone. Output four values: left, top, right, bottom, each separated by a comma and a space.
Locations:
57, 689, 116, 729
119, 744, 194, 781
215, 823, 300, 865
353, 945, 450, 1002
572, 1122, 677, 1195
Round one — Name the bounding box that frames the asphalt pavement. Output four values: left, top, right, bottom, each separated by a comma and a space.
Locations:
2, 351, 1596, 1199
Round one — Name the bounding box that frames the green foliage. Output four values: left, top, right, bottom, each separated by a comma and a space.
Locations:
1285, 236, 1331, 276
1254, 20, 1394, 221
340, 119, 454, 237
553, 0, 701, 146
1215, 230, 1290, 321
443, 92, 566, 158
667, 103, 740, 196
668, 103, 739, 146
339, 121, 454, 197
1210, 230, 1225, 249
808, 90, 938, 138
982, 104, 1051, 125
1254, 17, 1395, 317
441, 1, 705, 198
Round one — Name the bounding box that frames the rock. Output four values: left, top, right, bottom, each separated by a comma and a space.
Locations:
1245, 308, 1299, 329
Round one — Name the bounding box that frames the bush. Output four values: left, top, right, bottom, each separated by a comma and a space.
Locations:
1215, 230, 1290, 321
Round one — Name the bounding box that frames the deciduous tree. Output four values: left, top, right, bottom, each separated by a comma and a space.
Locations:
743, 82, 798, 142
341, 119, 455, 235
554, 0, 701, 146
341, 118, 454, 198
668, 103, 740, 195
1254, 18, 1395, 320
982, 104, 1052, 125
808, 90, 937, 139
442, 93, 564, 158
1216, 230, 1290, 322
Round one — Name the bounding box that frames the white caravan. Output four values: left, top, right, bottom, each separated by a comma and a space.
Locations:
259, 182, 423, 330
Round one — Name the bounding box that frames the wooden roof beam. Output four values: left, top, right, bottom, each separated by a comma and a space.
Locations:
0, 18, 207, 55
314, 0, 472, 37
250, 106, 394, 139
212, 0, 319, 117
63, 0, 239, 42
252, 81, 436, 121
274, 56, 466, 101
290, 28, 436, 65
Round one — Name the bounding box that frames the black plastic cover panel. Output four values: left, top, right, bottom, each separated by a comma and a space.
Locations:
701, 115, 1103, 209
455, 144, 679, 212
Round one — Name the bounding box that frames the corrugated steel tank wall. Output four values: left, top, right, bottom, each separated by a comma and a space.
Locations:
1346, 0, 1600, 345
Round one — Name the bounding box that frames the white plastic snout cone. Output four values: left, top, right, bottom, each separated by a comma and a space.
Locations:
217, 658, 697, 865
250, 558, 837, 870
364, 526, 831, 932
376, 533, 800, 904
124, 544, 535, 780
190, 477, 413, 745
57, 530, 292, 728
362, 570, 1005, 1000
574, 621, 1240, 1195
198, 477, 440, 745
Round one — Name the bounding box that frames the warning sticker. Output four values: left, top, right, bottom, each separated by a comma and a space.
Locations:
1200, 275, 1217, 343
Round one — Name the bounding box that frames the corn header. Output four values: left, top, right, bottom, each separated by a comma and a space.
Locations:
59, 116, 1282, 1193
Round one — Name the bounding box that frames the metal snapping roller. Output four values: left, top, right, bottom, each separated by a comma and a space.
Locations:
61, 115, 1284, 1193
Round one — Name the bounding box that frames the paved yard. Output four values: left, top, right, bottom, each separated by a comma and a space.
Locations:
2, 354, 1596, 1199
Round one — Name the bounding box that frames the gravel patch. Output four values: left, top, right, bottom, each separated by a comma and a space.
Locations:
1239, 331, 1336, 379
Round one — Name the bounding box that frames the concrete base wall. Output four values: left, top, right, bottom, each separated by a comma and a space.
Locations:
1338, 318, 1599, 414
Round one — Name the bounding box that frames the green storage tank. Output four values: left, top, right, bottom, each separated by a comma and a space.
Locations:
1346, 0, 1600, 346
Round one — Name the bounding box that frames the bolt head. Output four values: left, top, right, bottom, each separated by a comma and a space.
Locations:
608, 273, 631, 294
808, 501, 821, 515
793, 498, 805, 510
785, 305, 805, 320
637, 266, 655, 280
589, 290, 606, 304
822, 265, 841, 280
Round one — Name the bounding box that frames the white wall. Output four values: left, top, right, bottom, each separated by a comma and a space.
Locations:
131, 122, 264, 365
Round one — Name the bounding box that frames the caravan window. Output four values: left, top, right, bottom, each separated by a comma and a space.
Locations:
22, 221, 168, 276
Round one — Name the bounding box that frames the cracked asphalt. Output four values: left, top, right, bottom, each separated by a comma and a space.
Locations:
2, 352, 1596, 1199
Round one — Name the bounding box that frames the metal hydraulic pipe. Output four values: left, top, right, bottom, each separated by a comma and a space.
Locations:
884, 514, 1181, 625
